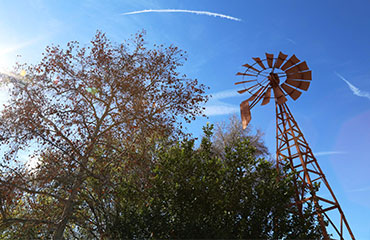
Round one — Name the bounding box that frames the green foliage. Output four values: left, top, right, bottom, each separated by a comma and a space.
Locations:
105, 124, 322, 239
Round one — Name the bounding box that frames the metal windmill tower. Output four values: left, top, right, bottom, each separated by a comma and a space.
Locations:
236, 52, 355, 239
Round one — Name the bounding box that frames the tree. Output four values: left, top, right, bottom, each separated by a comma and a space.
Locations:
212, 114, 268, 157
0, 31, 207, 239
106, 124, 323, 239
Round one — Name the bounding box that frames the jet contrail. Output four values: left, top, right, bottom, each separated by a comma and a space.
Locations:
335, 72, 370, 100
121, 9, 242, 22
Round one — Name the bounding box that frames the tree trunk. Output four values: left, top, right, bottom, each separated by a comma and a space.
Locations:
52, 175, 84, 240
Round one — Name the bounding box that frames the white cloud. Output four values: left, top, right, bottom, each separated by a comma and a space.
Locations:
314, 151, 346, 156
204, 89, 241, 116
121, 9, 242, 22
335, 72, 370, 100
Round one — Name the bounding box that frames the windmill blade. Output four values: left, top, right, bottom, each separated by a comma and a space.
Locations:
274, 52, 288, 69
286, 71, 312, 81
285, 61, 309, 74
272, 86, 287, 105
261, 87, 272, 105
237, 83, 259, 94
236, 72, 257, 77
242, 63, 260, 73
237, 89, 249, 94
265, 53, 274, 68
281, 83, 302, 100
252, 57, 266, 70
247, 86, 265, 102
285, 79, 311, 91
234, 79, 257, 85
240, 100, 251, 129
281, 54, 300, 71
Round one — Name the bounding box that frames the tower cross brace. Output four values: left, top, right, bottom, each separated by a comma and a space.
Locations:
275, 102, 355, 240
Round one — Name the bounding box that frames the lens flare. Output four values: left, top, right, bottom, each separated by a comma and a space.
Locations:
20, 69, 26, 77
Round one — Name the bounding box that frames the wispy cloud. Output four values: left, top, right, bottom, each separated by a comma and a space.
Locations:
211, 89, 240, 100
204, 89, 241, 116
314, 151, 346, 156
335, 72, 370, 100
204, 104, 239, 116
286, 38, 296, 45
121, 9, 242, 22
347, 186, 370, 193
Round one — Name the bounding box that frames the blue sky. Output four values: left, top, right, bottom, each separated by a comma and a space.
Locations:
0, 0, 370, 238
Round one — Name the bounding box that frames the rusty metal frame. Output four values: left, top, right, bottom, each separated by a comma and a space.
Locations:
275, 102, 355, 240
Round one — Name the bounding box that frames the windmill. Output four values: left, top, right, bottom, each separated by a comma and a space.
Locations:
236, 52, 355, 239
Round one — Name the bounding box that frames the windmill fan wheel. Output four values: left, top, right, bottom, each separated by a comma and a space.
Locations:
236, 52, 312, 128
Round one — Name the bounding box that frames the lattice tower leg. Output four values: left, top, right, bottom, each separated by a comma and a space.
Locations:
275, 103, 355, 240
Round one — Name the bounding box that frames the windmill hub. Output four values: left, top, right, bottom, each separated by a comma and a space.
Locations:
268, 72, 280, 87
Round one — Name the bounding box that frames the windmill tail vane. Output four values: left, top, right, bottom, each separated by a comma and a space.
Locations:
236, 52, 355, 239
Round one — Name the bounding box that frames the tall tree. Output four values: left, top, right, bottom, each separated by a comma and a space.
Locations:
0, 31, 207, 239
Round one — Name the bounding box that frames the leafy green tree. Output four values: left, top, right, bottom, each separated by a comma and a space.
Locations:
106, 124, 322, 239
